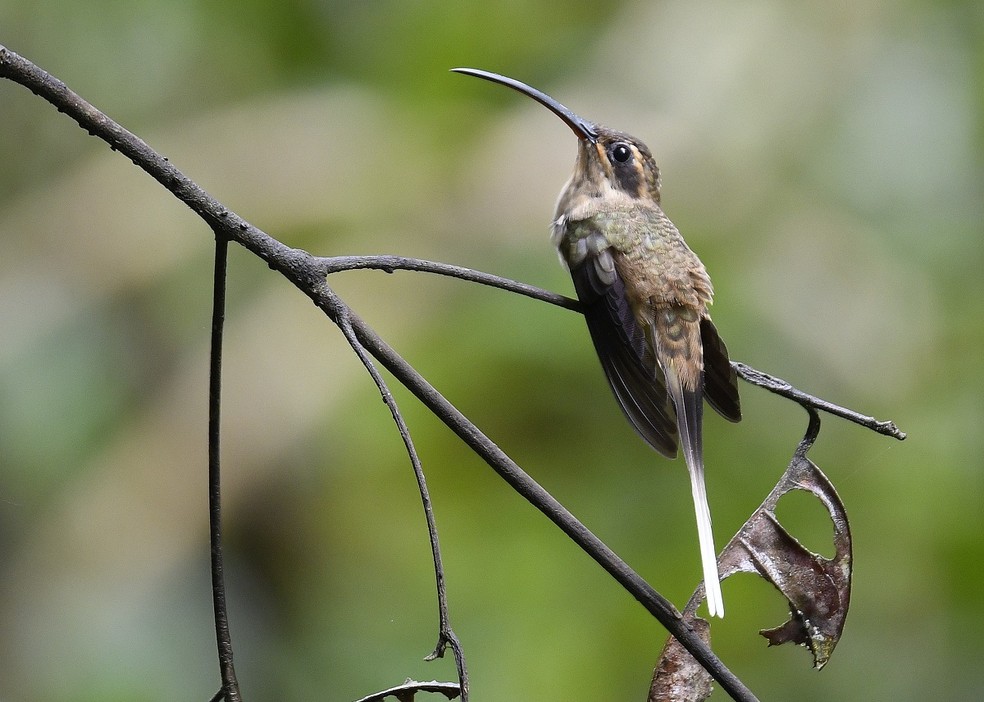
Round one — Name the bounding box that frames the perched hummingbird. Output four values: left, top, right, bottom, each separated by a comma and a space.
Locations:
453, 68, 741, 617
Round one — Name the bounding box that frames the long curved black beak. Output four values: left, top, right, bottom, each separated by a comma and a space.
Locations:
452, 68, 598, 143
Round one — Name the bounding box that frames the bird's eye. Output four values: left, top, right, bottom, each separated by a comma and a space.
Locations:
611, 143, 632, 163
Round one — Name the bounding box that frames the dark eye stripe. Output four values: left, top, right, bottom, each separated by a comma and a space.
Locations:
609, 144, 646, 196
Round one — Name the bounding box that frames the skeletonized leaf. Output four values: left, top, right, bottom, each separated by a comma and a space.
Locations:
649, 445, 852, 701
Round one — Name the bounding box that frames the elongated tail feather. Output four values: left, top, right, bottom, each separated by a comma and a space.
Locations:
666, 369, 725, 618
653, 303, 725, 618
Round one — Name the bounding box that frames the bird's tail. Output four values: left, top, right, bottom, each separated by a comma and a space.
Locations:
668, 368, 725, 618
686, 443, 724, 618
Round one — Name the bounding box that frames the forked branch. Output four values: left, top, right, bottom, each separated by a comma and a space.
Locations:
0, 43, 757, 701
0, 44, 905, 702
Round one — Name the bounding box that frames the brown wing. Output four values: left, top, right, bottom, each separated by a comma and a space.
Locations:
569, 250, 679, 457
700, 317, 741, 422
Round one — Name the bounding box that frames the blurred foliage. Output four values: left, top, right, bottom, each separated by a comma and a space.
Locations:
1, 1, 983, 700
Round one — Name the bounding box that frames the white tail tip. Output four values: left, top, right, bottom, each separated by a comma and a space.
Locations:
704, 565, 725, 619
691, 468, 725, 618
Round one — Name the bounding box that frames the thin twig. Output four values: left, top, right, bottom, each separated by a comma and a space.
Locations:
335, 307, 469, 701
208, 234, 242, 701
734, 362, 906, 441
795, 407, 823, 459
322, 255, 579, 311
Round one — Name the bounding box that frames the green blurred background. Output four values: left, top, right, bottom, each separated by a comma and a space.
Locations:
1, 1, 981, 700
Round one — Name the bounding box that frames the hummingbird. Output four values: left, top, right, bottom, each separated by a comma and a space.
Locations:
453, 68, 741, 618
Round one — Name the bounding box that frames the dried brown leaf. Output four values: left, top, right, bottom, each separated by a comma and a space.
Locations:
649, 442, 852, 701
649, 618, 713, 702
721, 450, 851, 669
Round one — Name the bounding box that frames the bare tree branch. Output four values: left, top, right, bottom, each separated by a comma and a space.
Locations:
322, 255, 579, 311
734, 363, 906, 440
1, 43, 903, 701
207, 234, 242, 701
0, 43, 759, 701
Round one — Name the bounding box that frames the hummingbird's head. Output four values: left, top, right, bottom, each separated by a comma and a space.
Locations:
563, 127, 663, 215
451, 68, 663, 215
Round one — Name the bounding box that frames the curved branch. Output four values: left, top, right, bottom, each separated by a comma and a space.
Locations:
733, 362, 906, 441
796, 407, 823, 458
335, 307, 469, 700
323, 255, 579, 311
